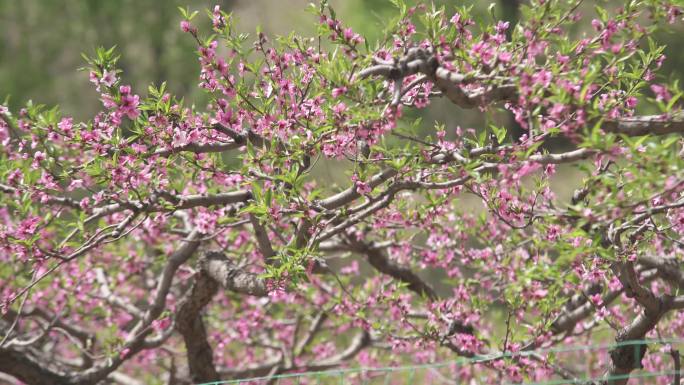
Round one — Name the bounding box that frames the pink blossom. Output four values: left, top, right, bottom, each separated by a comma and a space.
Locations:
216, 108, 233, 127
332, 87, 347, 98
180, 20, 195, 33
6, 169, 22, 185
667, 6, 683, 23
532, 70, 552, 87
212, 5, 225, 29
498, 51, 512, 62
101, 94, 117, 109
67, 179, 84, 191
495, 21, 510, 34
88, 71, 99, 86
101, 70, 117, 87
625, 96, 638, 109
194, 210, 218, 234
33, 151, 46, 167
332, 102, 347, 115
546, 225, 561, 241
118, 86, 140, 119
152, 317, 171, 332
650, 84, 671, 102
506, 365, 523, 382
58, 117, 74, 136
351, 174, 371, 195
16, 216, 41, 240
340, 260, 360, 275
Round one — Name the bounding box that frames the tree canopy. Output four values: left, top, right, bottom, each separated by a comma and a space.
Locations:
2, 1, 684, 384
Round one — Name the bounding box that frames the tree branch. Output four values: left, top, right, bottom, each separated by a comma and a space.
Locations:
360, 48, 684, 136
174, 270, 220, 384
0, 347, 72, 385
200, 251, 268, 296
347, 239, 438, 300
603, 115, 684, 136
249, 214, 277, 264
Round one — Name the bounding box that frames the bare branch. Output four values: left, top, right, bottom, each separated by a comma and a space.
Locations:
249, 214, 277, 263
200, 251, 268, 296
294, 312, 327, 356
528, 148, 595, 164
108, 371, 145, 385
347, 239, 438, 300
319, 168, 397, 210
603, 115, 684, 136
305, 331, 371, 371
153, 142, 241, 157
670, 347, 681, 385
0, 347, 72, 385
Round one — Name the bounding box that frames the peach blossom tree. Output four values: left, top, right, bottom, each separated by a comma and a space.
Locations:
2, 1, 684, 384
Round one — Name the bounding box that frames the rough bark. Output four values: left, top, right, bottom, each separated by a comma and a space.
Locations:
175, 270, 220, 384
0, 347, 71, 385
174, 251, 269, 383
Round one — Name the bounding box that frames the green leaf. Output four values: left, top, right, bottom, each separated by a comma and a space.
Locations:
491, 125, 507, 145
525, 141, 544, 157
594, 6, 608, 23
477, 129, 486, 147
251, 183, 262, 202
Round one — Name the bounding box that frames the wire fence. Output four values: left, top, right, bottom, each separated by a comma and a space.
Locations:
199, 339, 684, 385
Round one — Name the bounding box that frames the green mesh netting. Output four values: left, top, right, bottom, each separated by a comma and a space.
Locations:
198, 338, 684, 384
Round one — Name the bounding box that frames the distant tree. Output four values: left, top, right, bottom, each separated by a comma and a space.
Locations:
1, 1, 684, 384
